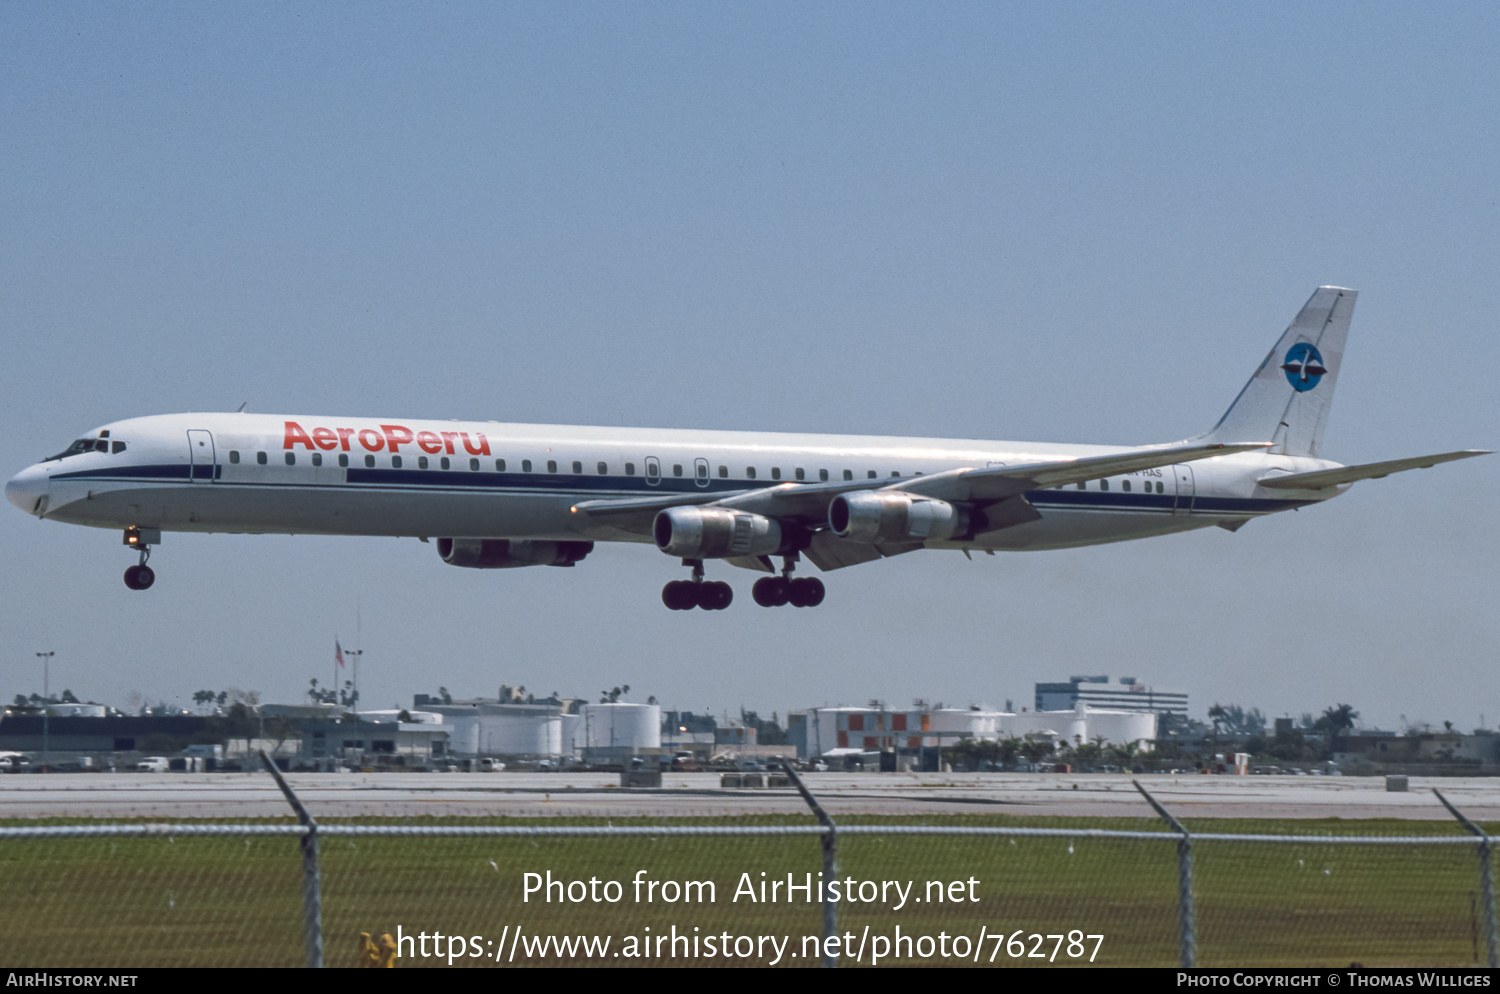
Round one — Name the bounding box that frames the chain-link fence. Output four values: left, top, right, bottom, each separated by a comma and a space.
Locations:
0, 760, 1495, 968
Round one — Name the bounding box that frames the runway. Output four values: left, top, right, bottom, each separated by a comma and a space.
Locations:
1, 770, 1497, 821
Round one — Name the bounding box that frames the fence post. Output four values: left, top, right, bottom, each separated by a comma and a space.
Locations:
1134, 780, 1194, 968
782, 759, 837, 967
1434, 789, 1498, 968
261, 750, 323, 968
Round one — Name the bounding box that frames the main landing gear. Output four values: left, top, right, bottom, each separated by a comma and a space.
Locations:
751, 553, 825, 609
122, 526, 158, 590
661, 555, 827, 611
662, 559, 733, 611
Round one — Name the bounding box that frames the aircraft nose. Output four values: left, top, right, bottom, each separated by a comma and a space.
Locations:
5, 464, 49, 515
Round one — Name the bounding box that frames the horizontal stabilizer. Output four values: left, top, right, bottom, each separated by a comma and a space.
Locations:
1257, 450, 1491, 490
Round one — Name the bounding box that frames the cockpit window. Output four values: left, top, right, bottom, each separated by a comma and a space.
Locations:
111, 441, 126, 454
45, 438, 103, 461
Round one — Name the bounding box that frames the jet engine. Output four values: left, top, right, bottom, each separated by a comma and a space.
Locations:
437, 538, 594, 568
653, 506, 787, 559
828, 491, 968, 543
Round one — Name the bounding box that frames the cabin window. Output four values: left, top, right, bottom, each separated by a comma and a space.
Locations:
522, 459, 531, 472
673, 464, 683, 477
696, 462, 708, 481
338, 454, 349, 468
229, 451, 240, 464
284, 452, 295, 466
867, 470, 876, 479
469, 457, 479, 470
1100, 479, 1109, 491
441, 457, 451, 470
418, 456, 428, 469
1157, 481, 1165, 494
365, 455, 376, 468
746, 467, 756, 479
391, 455, 403, 468
496, 459, 506, 471
1122, 479, 1131, 492
624, 462, 635, 476
1076, 481, 1086, 490
794, 468, 805, 481
256, 452, 268, 465
718, 465, 728, 478
841, 470, 851, 481
547, 460, 557, 473
312, 452, 322, 467
597, 461, 607, 475
645, 458, 661, 484
770, 467, 781, 480
572, 460, 582, 474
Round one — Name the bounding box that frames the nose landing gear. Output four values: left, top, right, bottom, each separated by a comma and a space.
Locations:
122, 527, 159, 590
751, 553, 825, 608
662, 559, 733, 611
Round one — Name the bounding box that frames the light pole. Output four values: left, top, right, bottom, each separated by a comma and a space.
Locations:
34, 652, 54, 773
344, 649, 362, 714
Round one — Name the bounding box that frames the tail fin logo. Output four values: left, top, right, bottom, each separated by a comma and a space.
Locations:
1281, 343, 1328, 392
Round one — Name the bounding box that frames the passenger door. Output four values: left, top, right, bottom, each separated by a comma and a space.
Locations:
187, 430, 217, 483
1172, 464, 1194, 514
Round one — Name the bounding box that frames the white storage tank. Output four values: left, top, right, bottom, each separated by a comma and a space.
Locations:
580, 703, 661, 752
560, 713, 583, 758
426, 704, 562, 758
929, 709, 1003, 739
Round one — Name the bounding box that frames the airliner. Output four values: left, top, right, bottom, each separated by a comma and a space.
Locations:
5, 287, 1487, 609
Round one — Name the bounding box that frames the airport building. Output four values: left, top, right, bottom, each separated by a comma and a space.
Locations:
1035, 675, 1188, 717
790, 702, 1158, 766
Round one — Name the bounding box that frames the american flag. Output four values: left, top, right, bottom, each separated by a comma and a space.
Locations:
335, 638, 345, 668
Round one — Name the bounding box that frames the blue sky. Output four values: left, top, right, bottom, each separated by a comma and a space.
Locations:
2, 2, 1495, 729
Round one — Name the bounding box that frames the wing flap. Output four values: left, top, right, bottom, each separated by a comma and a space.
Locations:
1257, 450, 1491, 490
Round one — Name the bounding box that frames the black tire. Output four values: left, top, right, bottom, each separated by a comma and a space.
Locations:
789, 577, 820, 607
662, 581, 683, 610
708, 581, 733, 610
134, 565, 155, 590
802, 577, 825, 607
751, 577, 777, 607
124, 565, 142, 590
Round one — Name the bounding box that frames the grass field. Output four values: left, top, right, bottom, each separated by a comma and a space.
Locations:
0, 814, 1491, 968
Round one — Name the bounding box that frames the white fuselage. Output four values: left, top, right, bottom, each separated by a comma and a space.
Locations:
5, 412, 1342, 554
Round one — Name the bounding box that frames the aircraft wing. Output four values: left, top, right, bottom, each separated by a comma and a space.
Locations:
571, 441, 1271, 538
895, 441, 1273, 503
1256, 450, 1491, 490
568, 491, 730, 538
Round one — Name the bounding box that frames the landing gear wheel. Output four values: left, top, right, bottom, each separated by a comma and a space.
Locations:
701, 581, 733, 610
788, 576, 824, 607
662, 580, 700, 610
753, 576, 790, 607
124, 565, 156, 591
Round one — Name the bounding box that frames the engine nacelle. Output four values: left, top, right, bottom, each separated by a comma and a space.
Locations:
828, 491, 969, 543
437, 538, 594, 568
653, 506, 786, 559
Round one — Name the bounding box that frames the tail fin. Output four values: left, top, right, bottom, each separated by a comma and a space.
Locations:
1196, 286, 1357, 457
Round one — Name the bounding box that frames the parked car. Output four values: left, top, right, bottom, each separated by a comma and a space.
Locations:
669, 752, 702, 772
135, 757, 170, 772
